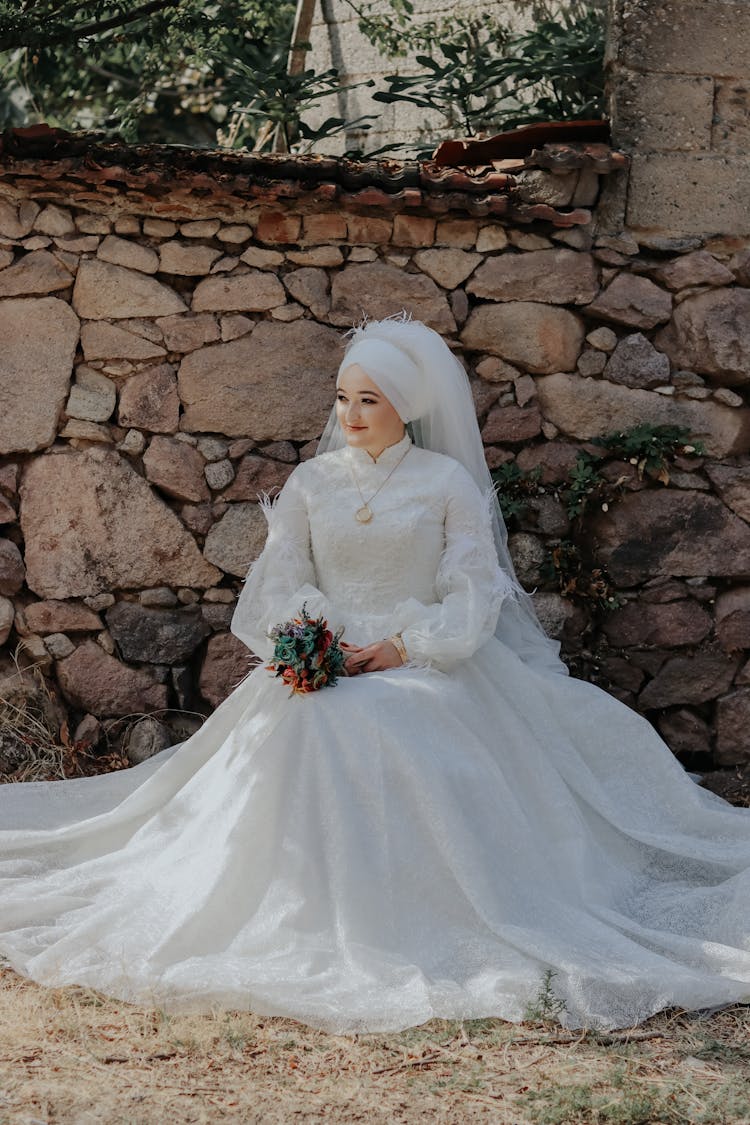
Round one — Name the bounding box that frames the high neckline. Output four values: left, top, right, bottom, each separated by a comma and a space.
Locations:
344, 431, 413, 469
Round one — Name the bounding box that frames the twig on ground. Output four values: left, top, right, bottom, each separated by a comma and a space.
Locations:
371, 1051, 443, 1075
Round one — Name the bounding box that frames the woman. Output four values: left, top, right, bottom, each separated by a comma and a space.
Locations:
1, 316, 749, 1034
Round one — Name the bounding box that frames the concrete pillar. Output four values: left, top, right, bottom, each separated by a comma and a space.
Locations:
607, 0, 750, 238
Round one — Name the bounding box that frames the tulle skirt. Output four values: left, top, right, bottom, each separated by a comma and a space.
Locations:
1, 637, 749, 1033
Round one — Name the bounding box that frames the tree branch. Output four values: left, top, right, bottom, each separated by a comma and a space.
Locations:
42, 0, 185, 46
76, 0, 184, 38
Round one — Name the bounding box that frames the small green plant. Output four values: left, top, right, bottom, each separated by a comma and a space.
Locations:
225, 40, 378, 154
358, 0, 604, 149
689, 1035, 750, 1066
222, 1015, 254, 1051
591, 424, 705, 485
491, 422, 705, 616
561, 451, 607, 521
523, 968, 567, 1023
693, 1080, 750, 1124
491, 462, 542, 524
492, 5, 606, 128
519, 1079, 673, 1125
372, 18, 514, 141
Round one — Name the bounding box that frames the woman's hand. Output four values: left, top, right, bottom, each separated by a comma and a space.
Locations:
341, 640, 403, 675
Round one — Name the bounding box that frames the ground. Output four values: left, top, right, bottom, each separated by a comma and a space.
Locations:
1, 965, 749, 1125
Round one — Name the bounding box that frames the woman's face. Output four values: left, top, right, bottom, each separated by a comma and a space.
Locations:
336, 364, 405, 459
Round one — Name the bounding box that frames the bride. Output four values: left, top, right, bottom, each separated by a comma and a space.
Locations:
1, 315, 749, 1034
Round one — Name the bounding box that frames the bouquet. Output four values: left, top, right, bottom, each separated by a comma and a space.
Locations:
267, 604, 346, 696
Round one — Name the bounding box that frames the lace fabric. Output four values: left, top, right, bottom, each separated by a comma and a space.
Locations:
231, 436, 510, 670
1, 435, 750, 1034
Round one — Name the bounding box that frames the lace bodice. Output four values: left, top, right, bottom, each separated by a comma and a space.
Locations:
231, 434, 516, 670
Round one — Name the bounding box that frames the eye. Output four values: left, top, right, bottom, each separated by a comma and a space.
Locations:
336, 393, 348, 402
361, 397, 378, 405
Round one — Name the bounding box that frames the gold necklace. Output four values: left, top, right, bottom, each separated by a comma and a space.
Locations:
350, 445, 411, 523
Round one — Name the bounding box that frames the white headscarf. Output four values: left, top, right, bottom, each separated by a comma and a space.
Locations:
318, 313, 568, 677
338, 337, 429, 422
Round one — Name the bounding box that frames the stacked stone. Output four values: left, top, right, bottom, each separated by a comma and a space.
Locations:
609, 0, 750, 239
0, 193, 748, 767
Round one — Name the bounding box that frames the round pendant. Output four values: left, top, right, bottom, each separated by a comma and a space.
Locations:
355, 505, 373, 523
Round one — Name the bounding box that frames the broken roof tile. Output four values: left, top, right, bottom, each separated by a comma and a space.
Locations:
432, 120, 612, 165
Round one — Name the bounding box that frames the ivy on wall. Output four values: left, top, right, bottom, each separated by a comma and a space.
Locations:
494, 424, 706, 615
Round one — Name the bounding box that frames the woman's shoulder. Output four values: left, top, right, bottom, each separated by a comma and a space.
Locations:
408, 444, 467, 475
278, 450, 343, 496
286, 449, 339, 484
408, 446, 483, 493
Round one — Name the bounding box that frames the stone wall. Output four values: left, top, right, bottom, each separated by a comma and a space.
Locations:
0, 153, 749, 770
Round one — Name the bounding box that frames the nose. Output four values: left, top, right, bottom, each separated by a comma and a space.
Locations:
346, 401, 361, 424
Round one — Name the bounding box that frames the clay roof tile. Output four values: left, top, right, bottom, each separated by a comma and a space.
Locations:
0, 123, 624, 226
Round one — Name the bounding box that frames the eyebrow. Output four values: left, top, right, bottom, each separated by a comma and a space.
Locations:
338, 388, 382, 397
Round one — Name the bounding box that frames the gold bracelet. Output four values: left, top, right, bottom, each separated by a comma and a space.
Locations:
389, 633, 408, 665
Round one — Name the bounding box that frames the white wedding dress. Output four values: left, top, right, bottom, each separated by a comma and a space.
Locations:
1, 432, 749, 1033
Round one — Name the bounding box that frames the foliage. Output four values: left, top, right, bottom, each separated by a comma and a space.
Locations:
225, 39, 378, 154
1, 0, 606, 153
491, 5, 606, 128
519, 1079, 679, 1125
0, 0, 186, 52
0, 0, 297, 145
491, 461, 542, 523
591, 424, 705, 485
561, 451, 607, 520
492, 421, 705, 615
0, 651, 130, 782
366, 0, 605, 148
523, 968, 567, 1022
561, 424, 705, 521
371, 16, 515, 141
342, 0, 420, 58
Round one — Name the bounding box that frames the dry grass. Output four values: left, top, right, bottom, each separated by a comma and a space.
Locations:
1, 964, 749, 1125
3, 660, 750, 1121
0, 653, 205, 785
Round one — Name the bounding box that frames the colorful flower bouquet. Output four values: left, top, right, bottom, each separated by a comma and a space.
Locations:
267, 604, 346, 696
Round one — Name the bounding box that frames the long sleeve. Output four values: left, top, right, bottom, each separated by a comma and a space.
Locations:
230, 468, 331, 661
394, 464, 519, 672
